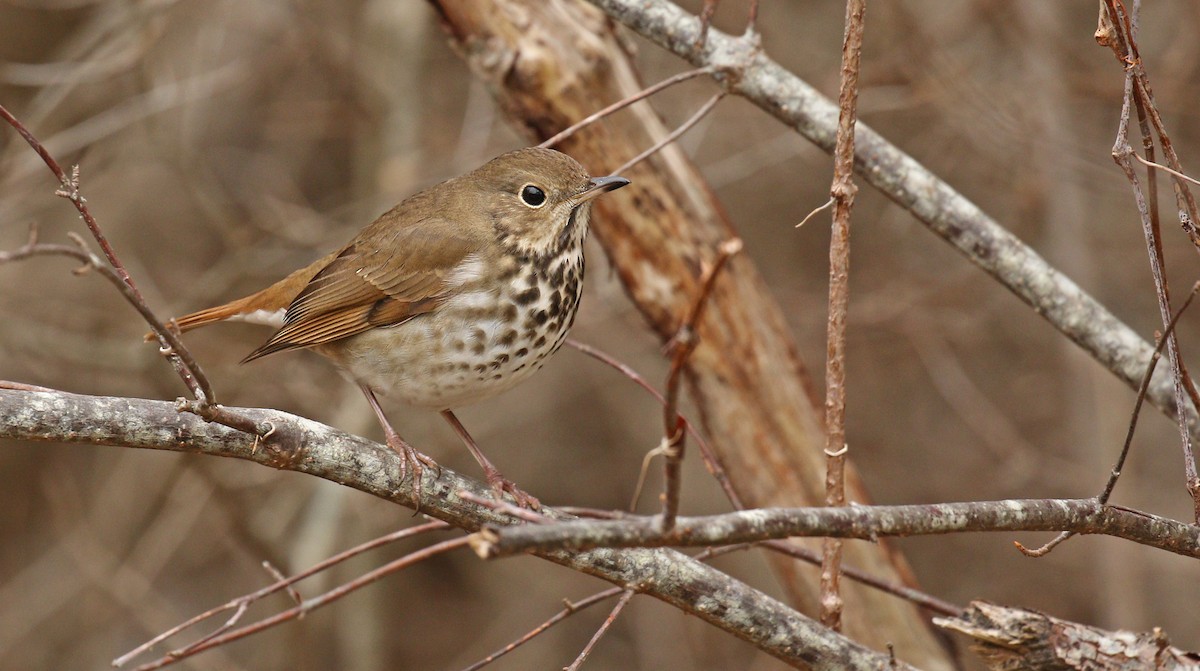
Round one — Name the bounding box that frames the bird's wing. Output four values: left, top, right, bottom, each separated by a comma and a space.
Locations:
244, 218, 481, 361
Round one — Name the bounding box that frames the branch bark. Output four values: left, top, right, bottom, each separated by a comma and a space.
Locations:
0, 387, 909, 671
469, 499, 1200, 559
935, 601, 1200, 670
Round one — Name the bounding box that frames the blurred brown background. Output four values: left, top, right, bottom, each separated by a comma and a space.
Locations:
2, 1, 1199, 669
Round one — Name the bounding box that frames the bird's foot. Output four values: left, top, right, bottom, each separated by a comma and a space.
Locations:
484, 467, 540, 510
386, 434, 440, 509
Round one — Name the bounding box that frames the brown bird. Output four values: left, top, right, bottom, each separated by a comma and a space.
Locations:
168, 147, 629, 507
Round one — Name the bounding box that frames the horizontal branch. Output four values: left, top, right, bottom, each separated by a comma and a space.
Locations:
470, 498, 1200, 559
586, 0, 1198, 438
0, 387, 912, 670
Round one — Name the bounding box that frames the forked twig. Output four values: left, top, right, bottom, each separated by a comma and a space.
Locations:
1100, 0, 1200, 518
0, 103, 216, 404
614, 92, 725, 175
566, 339, 744, 510
459, 588, 626, 671
130, 536, 470, 671
115, 521, 451, 668
539, 66, 717, 150
565, 590, 635, 671
1017, 281, 1200, 557
659, 238, 742, 531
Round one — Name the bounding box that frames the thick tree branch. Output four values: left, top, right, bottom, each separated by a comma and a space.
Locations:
935, 601, 1200, 670
0, 387, 911, 671
584, 0, 1198, 438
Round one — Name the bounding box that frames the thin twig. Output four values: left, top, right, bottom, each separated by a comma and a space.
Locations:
539, 66, 717, 150
459, 588, 626, 671
114, 521, 450, 667
457, 490, 550, 524
1016, 280, 1200, 558
614, 92, 725, 175
759, 541, 962, 617
565, 590, 635, 671
659, 238, 742, 531
0, 103, 216, 404
1098, 286, 1200, 503
565, 339, 744, 510
1134, 154, 1200, 188
132, 537, 470, 671
819, 0, 866, 632
1101, 0, 1200, 519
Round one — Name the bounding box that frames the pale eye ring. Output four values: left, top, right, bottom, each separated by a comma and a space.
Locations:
520, 184, 547, 208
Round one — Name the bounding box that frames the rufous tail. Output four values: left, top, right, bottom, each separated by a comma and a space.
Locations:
147, 249, 338, 340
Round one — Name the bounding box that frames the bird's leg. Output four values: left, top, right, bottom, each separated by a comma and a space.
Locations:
440, 409, 540, 510
361, 385, 439, 504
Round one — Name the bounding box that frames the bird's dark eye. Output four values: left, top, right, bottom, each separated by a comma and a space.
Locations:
520, 184, 547, 208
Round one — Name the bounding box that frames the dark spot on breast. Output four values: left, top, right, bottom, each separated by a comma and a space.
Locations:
546, 319, 560, 332
453, 340, 465, 352
514, 363, 526, 372
472, 342, 485, 355
499, 330, 518, 346
526, 272, 539, 287
503, 303, 518, 321
533, 310, 548, 325
548, 291, 562, 317
514, 286, 540, 305
492, 373, 503, 380
516, 347, 529, 358
494, 353, 509, 365
534, 335, 546, 348
474, 364, 487, 374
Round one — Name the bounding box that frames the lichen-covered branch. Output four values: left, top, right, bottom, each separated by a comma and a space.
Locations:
935, 602, 1200, 670
470, 498, 1200, 559
0, 387, 911, 670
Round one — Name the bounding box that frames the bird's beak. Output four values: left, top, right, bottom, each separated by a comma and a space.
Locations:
575, 175, 630, 203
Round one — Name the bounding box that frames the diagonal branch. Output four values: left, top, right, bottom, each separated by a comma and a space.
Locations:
583, 0, 1199, 439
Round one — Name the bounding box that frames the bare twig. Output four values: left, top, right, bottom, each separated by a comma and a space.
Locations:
819, 0, 866, 632
1017, 281, 1200, 558
659, 238, 742, 530
1134, 154, 1200, 188
565, 589, 635, 671
0, 103, 216, 404
566, 339, 744, 510
1101, 281, 1200, 505
1101, 0, 1200, 518
115, 521, 451, 667
459, 588, 626, 671
539, 66, 717, 150
759, 541, 962, 617
614, 91, 725, 175
131, 537, 471, 670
